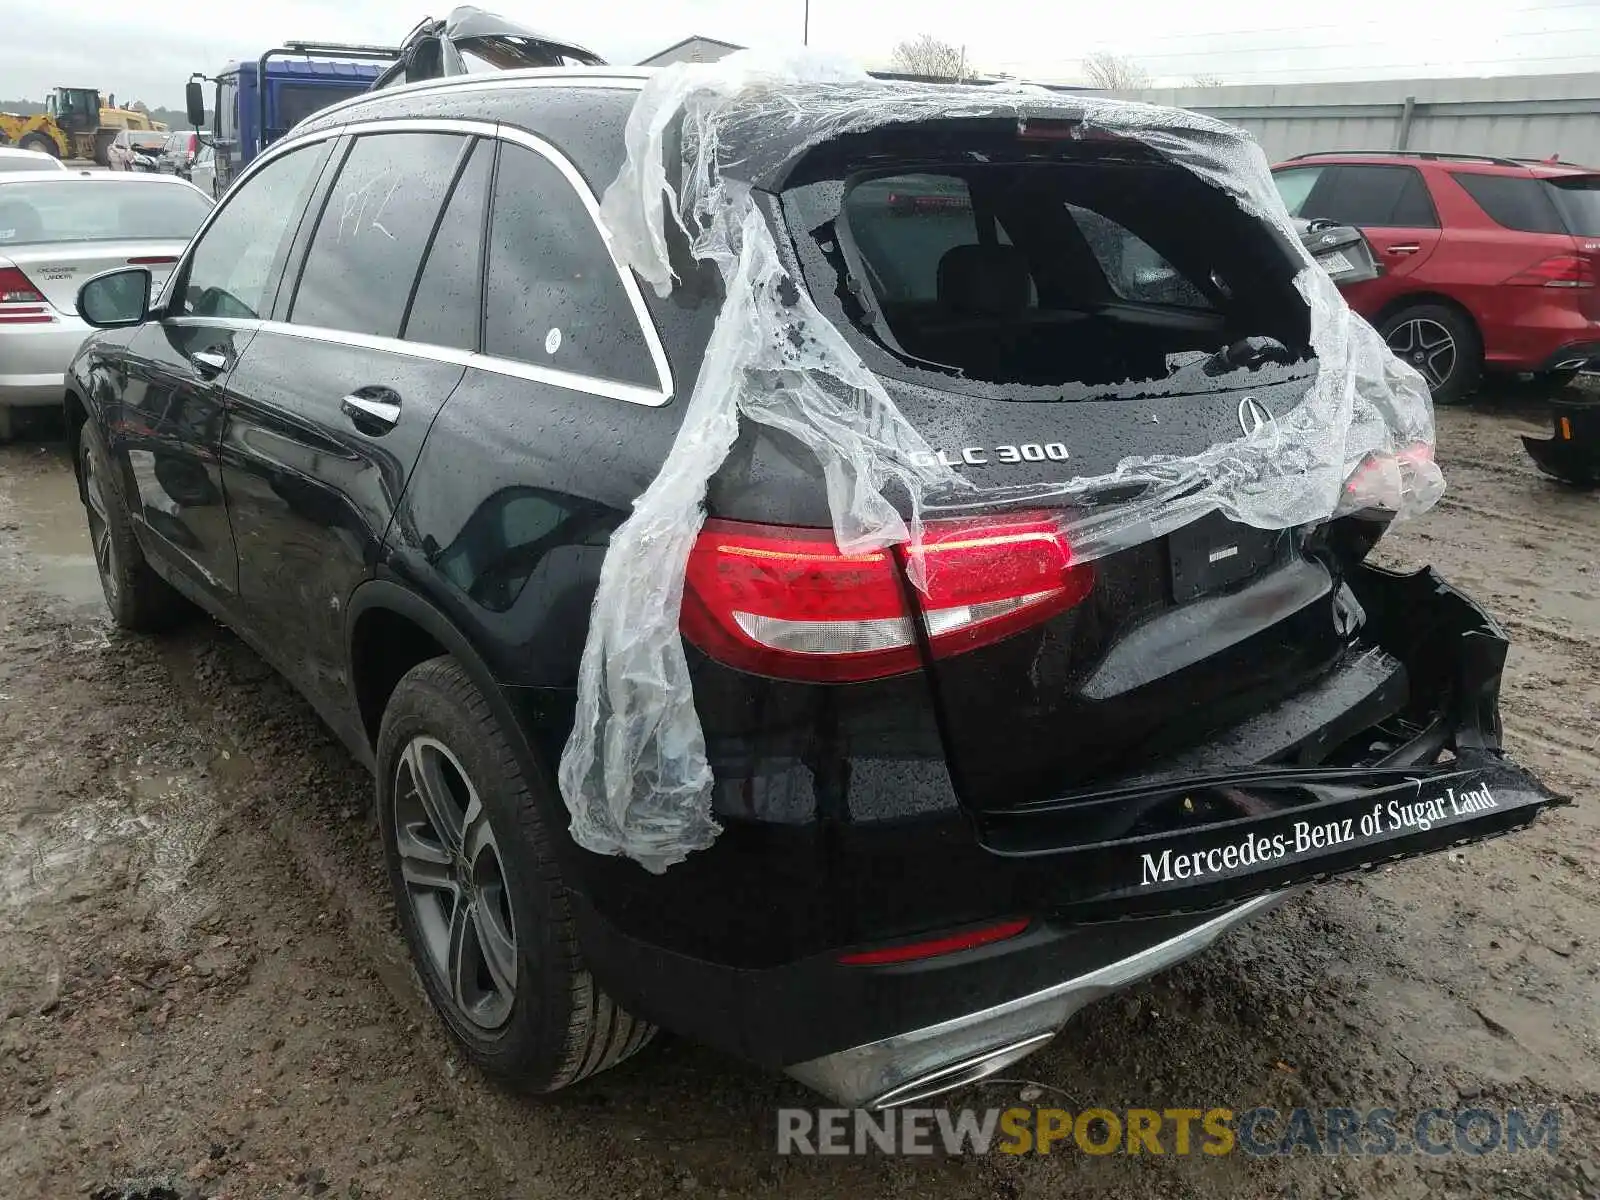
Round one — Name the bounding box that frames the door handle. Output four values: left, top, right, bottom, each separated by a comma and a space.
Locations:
1383, 243, 1421, 256
191, 349, 228, 378
340, 387, 402, 433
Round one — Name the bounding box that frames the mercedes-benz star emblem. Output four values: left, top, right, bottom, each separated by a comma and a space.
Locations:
1238, 396, 1271, 437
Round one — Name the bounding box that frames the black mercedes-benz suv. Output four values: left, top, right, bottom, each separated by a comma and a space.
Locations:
65, 67, 1560, 1109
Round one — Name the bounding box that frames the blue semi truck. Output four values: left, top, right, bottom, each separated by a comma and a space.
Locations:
184, 10, 608, 197
185, 44, 395, 197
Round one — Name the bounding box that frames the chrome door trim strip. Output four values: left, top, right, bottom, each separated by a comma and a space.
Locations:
165, 315, 668, 408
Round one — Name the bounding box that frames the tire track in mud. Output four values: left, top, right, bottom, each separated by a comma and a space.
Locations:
4, 404, 1599, 1199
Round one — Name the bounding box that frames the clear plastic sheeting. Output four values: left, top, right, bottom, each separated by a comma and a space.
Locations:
558, 51, 1445, 873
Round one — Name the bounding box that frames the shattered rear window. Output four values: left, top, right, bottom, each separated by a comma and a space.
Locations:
785, 157, 1309, 393
1066, 204, 1212, 309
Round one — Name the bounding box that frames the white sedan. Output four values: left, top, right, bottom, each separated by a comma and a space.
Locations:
0, 171, 213, 439
0, 146, 68, 174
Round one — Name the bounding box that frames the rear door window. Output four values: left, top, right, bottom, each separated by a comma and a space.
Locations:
289, 132, 468, 339
1303, 165, 1438, 228
483, 143, 656, 388
403, 140, 490, 352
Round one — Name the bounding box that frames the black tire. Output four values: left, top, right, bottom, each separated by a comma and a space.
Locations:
1379, 303, 1482, 406
19, 133, 59, 158
77, 422, 191, 631
376, 656, 654, 1091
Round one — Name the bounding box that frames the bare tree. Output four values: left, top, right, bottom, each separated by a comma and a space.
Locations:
1188, 73, 1225, 87
890, 34, 973, 80
1082, 51, 1151, 90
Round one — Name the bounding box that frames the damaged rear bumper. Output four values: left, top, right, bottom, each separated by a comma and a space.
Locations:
1523, 395, 1600, 487
789, 752, 1554, 1109
576, 564, 1564, 1107
786, 890, 1295, 1108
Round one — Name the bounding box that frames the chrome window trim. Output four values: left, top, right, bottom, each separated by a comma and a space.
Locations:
165, 315, 667, 408
160, 112, 673, 407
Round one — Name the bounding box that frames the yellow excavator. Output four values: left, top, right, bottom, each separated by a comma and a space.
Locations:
0, 87, 166, 164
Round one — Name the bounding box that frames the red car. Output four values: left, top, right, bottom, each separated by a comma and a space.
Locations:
1272, 151, 1600, 404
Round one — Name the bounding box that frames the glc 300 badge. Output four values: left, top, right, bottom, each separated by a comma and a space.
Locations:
909, 442, 1071, 468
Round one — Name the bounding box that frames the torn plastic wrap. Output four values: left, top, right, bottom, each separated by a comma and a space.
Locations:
558, 52, 1446, 873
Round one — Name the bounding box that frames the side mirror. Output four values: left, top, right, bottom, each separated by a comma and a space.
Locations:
186, 80, 206, 130
78, 267, 152, 328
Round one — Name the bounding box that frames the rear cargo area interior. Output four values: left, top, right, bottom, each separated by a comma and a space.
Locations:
786, 136, 1313, 389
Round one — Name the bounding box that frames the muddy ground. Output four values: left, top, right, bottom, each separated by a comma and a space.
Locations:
0, 400, 1595, 1199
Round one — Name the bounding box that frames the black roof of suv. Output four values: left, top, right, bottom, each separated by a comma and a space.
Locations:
65, 66, 1560, 1109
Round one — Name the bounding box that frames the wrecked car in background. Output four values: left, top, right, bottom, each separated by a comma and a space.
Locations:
1294, 216, 1381, 285
369, 5, 605, 89
64, 56, 1563, 1111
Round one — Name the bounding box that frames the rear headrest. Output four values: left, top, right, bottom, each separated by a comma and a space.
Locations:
936, 244, 1032, 318
0, 201, 42, 243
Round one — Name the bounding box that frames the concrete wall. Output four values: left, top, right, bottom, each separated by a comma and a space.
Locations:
1101, 73, 1600, 166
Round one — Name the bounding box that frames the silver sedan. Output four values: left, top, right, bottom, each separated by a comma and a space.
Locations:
0, 171, 212, 439
0, 146, 68, 174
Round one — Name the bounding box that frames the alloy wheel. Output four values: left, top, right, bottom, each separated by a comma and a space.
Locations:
1386, 317, 1457, 391
392, 735, 518, 1031
83, 455, 119, 603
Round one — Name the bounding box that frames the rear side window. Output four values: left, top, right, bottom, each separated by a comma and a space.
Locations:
1068, 204, 1211, 309
1303, 165, 1438, 228
484, 143, 655, 387
1549, 178, 1600, 237
179, 141, 329, 319
403, 140, 490, 352
290, 132, 467, 338
1451, 173, 1565, 233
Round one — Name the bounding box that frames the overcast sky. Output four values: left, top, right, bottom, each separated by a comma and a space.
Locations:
2, 0, 1598, 107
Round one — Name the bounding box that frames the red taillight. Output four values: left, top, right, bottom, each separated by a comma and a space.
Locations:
0, 265, 45, 303
1344, 441, 1435, 510
127, 255, 177, 266
838, 918, 1031, 965
0, 265, 52, 324
1504, 254, 1595, 288
681, 513, 1093, 683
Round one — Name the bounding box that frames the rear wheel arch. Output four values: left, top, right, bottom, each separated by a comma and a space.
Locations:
346, 583, 547, 776
348, 587, 458, 749
1370, 291, 1482, 345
